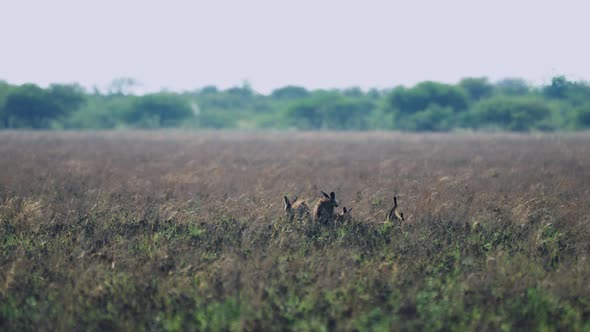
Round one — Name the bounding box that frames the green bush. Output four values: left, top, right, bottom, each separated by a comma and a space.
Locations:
2, 84, 85, 129
398, 105, 456, 132
468, 96, 553, 131
270, 86, 310, 100
543, 76, 590, 105
285, 94, 375, 130
575, 103, 590, 129
459, 77, 494, 101
124, 93, 194, 128
495, 78, 531, 96
387, 81, 469, 115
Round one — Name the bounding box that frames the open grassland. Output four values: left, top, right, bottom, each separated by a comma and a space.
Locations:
1, 131, 590, 331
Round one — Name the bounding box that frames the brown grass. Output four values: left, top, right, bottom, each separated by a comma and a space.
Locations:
1, 131, 590, 331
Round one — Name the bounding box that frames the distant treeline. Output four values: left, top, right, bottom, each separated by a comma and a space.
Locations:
1, 76, 590, 131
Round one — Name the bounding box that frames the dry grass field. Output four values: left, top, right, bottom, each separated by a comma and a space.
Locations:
1, 131, 590, 331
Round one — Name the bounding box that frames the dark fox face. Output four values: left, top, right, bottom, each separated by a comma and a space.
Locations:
322, 191, 338, 207
335, 206, 352, 222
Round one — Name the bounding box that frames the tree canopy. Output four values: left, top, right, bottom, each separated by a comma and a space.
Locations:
1, 76, 590, 132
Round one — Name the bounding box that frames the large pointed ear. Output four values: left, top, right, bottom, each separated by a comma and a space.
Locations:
394, 196, 398, 207
342, 207, 347, 213
347, 207, 352, 213
330, 192, 336, 200
283, 196, 291, 210
292, 196, 298, 203
400, 212, 404, 221
322, 191, 330, 199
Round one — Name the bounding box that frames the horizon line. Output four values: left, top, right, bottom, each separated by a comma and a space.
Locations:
2, 74, 588, 96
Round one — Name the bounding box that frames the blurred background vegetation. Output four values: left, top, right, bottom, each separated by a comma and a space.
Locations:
1, 76, 590, 131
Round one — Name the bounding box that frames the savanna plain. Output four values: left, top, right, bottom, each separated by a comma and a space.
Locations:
1, 131, 590, 331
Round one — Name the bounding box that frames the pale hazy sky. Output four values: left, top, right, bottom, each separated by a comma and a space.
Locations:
1, 0, 589, 94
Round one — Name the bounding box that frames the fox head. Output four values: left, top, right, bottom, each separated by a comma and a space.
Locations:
321, 191, 338, 207
335, 206, 352, 222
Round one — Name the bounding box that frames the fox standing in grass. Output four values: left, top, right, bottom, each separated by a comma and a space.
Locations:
312, 191, 339, 225
284, 196, 311, 222
387, 196, 404, 222
334, 206, 352, 223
